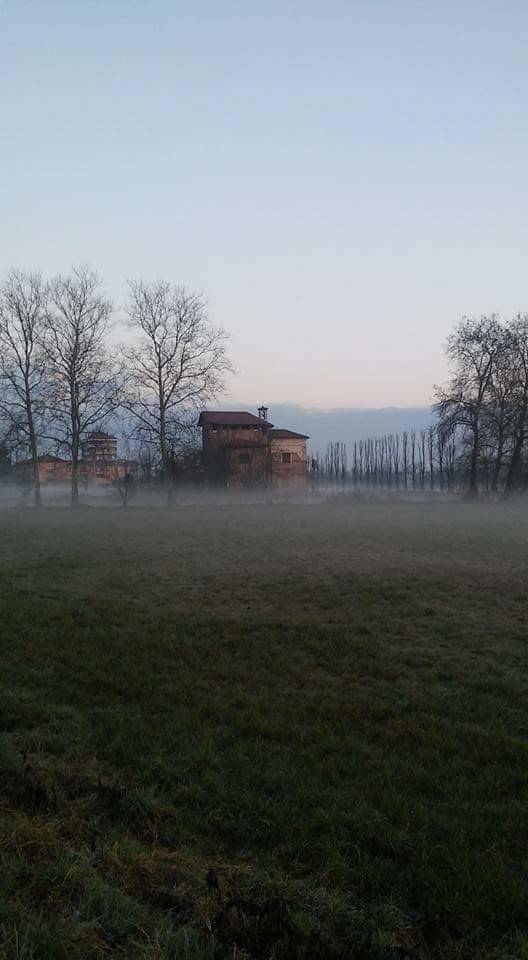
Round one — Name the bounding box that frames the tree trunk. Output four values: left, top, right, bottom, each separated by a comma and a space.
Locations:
467, 427, 479, 498
490, 431, 505, 494
26, 404, 41, 508
503, 433, 524, 497
31, 445, 42, 508
504, 400, 528, 498
71, 440, 79, 507
158, 379, 175, 506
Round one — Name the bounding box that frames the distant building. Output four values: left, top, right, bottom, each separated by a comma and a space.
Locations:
79, 431, 131, 483
15, 431, 136, 487
15, 454, 71, 485
80, 431, 118, 463
198, 407, 309, 487
269, 428, 310, 484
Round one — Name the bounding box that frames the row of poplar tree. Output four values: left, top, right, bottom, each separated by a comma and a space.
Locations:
0, 266, 231, 506
315, 314, 528, 497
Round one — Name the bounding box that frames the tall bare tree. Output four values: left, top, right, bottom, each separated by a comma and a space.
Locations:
123, 279, 231, 499
484, 328, 515, 494
44, 266, 116, 507
427, 426, 435, 491
0, 270, 48, 506
402, 430, 408, 489
503, 314, 528, 497
434, 315, 502, 497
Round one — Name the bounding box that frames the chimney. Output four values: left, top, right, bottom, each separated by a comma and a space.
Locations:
258, 405, 269, 421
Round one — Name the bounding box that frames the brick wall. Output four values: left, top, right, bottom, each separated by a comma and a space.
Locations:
270, 438, 307, 485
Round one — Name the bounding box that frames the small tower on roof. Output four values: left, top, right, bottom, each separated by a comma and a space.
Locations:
258, 405, 269, 421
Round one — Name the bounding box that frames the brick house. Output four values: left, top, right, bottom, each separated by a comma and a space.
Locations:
198, 407, 309, 487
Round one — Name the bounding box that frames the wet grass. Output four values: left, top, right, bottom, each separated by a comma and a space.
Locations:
0, 500, 527, 958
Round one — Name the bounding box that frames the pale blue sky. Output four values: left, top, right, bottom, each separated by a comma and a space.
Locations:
1, 1, 527, 407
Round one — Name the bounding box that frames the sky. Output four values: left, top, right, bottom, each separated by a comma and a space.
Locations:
1, 1, 527, 409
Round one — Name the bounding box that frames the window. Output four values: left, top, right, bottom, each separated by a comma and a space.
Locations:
239, 452, 250, 464
282, 452, 292, 464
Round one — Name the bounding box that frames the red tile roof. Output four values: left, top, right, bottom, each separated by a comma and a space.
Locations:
198, 410, 273, 427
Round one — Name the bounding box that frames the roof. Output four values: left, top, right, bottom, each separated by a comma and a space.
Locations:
83, 431, 117, 441
270, 428, 309, 440
198, 410, 274, 428
17, 455, 69, 465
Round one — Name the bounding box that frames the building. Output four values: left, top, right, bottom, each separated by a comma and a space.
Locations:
198, 407, 309, 486
15, 431, 136, 487
80, 431, 118, 463
269, 428, 310, 484
15, 454, 71, 486
79, 431, 131, 483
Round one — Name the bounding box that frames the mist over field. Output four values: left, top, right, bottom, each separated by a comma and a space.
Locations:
1, 497, 528, 959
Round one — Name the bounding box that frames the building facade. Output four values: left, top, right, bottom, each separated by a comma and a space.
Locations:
198, 408, 309, 487
80, 431, 118, 463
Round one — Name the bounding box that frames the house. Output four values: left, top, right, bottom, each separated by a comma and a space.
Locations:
198, 407, 309, 486
269, 428, 310, 484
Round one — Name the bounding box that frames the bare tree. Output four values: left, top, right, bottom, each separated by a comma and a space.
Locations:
484, 330, 515, 494
394, 432, 400, 489
0, 270, 48, 506
503, 315, 528, 497
358, 439, 364, 486
123, 279, 231, 500
44, 266, 116, 507
427, 426, 435, 491
436, 426, 445, 491
417, 430, 425, 489
402, 430, 408, 489
434, 315, 502, 498
0, 434, 11, 482
112, 469, 136, 508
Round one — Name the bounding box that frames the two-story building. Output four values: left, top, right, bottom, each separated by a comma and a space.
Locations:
198, 407, 308, 486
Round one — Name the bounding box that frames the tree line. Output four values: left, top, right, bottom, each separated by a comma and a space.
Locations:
2, 272, 527, 503
0, 266, 231, 506
314, 314, 528, 497
314, 428, 459, 492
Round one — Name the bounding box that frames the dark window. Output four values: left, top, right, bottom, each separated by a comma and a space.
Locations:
239, 452, 250, 464
282, 452, 292, 464
211, 425, 218, 433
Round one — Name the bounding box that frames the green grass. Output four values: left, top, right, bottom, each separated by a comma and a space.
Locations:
1, 500, 528, 958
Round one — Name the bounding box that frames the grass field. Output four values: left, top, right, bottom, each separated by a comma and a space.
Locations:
1, 499, 528, 959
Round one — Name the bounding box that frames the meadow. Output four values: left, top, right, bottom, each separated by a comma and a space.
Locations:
0, 497, 527, 959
